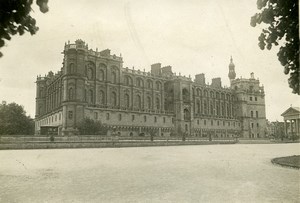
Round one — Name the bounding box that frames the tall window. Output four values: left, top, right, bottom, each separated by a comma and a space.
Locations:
197, 101, 200, 114
251, 111, 253, 118
99, 69, 104, 81
125, 76, 132, 86
68, 63, 75, 74
87, 68, 93, 80
147, 96, 151, 109
124, 94, 130, 108
182, 88, 189, 102
137, 78, 143, 87
89, 89, 93, 103
204, 100, 207, 115
147, 80, 152, 89
156, 98, 160, 110
68, 88, 74, 100
136, 95, 141, 109
112, 72, 117, 83
156, 82, 161, 90
111, 92, 117, 107
99, 90, 105, 104
256, 111, 258, 118
68, 111, 73, 119
184, 109, 190, 121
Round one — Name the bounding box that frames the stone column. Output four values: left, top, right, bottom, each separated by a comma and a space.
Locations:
298, 119, 300, 136
290, 119, 293, 136
284, 120, 287, 137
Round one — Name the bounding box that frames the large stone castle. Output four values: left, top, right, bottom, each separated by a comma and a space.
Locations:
35, 40, 266, 138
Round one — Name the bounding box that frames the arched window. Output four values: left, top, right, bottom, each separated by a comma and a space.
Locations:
111, 92, 117, 106
156, 98, 160, 110
210, 103, 214, 115
222, 103, 225, 116
147, 96, 152, 109
112, 72, 117, 83
182, 88, 189, 102
147, 80, 153, 89
125, 76, 132, 86
99, 90, 105, 104
137, 78, 143, 88
197, 100, 200, 114
184, 109, 190, 121
99, 69, 104, 81
89, 89, 94, 103
156, 81, 161, 90
204, 100, 207, 115
124, 93, 130, 108
216, 103, 220, 115
204, 90, 208, 97
68, 63, 75, 74
87, 68, 93, 80
136, 95, 141, 109
68, 88, 74, 100
221, 93, 225, 100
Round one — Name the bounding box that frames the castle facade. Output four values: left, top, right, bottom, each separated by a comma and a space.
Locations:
35, 40, 266, 138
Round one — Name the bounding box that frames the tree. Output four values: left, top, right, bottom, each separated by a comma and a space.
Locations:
77, 118, 107, 135
250, 0, 299, 94
0, 101, 34, 135
0, 0, 49, 57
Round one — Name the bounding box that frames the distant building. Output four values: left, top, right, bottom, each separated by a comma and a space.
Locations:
281, 107, 300, 138
35, 40, 267, 138
266, 120, 284, 138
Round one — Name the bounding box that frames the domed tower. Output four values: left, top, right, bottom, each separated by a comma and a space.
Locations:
228, 56, 236, 84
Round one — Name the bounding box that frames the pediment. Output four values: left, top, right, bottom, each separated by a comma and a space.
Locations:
281, 107, 300, 117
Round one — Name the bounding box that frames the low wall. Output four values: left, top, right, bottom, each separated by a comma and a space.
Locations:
0, 139, 236, 150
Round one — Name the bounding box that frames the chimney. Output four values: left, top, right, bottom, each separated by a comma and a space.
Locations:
151, 63, 162, 76
195, 74, 206, 85
211, 78, 222, 88
100, 49, 111, 56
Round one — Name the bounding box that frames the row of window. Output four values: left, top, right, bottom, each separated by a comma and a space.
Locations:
78, 89, 162, 110
194, 89, 234, 101
101, 112, 171, 123
249, 96, 258, 101
37, 113, 62, 127
251, 123, 260, 128
196, 119, 240, 127
250, 111, 259, 118
195, 100, 234, 117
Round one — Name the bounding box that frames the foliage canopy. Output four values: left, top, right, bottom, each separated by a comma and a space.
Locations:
0, 102, 34, 135
77, 118, 107, 135
0, 0, 49, 57
250, 0, 299, 94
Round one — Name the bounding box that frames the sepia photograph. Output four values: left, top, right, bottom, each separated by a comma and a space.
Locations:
0, 0, 299, 202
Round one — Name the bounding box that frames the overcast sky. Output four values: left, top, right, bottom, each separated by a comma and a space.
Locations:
0, 0, 298, 121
